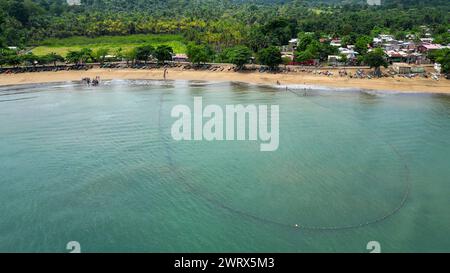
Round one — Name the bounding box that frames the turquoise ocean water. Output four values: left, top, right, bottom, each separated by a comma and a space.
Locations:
0, 80, 449, 252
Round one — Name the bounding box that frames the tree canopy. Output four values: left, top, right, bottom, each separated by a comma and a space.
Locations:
258, 46, 282, 70
364, 48, 388, 77
136, 44, 155, 63
0, 0, 448, 50
221, 45, 252, 69
94, 48, 110, 64
186, 43, 212, 65
154, 45, 174, 64
435, 48, 450, 75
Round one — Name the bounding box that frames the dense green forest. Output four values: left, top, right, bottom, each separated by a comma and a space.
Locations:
1, 0, 449, 49
0, 0, 449, 73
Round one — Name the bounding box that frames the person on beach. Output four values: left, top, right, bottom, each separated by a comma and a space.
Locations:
82, 77, 91, 85
164, 69, 168, 80
91, 76, 100, 86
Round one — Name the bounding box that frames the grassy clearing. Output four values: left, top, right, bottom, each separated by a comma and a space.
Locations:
309, 8, 333, 15
32, 34, 187, 56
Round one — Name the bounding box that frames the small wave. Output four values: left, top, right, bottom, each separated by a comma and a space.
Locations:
103, 79, 176, 87
189, 80, 228, 86
0, 96, 37, 102
271, 83, 362, 92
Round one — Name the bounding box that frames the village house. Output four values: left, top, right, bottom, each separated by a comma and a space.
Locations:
281, 52, 294, 62
420, 37, 434, 44
405, 34, 416, 40
418, 43, 443, 53
287, 38, 298, 52
281, 38, 298, 54
385, 50, 408, 63
172, 54, 188, 62
373, 37, 382, 46
383, 43, 400, 51
327, 55, 342, 65
408, 52, 427, 64
379, 34, 395, 43
280, 38, 320, 65
385, 49, 426, 64
327, 47, 359, 65
338, 47, 358, 59
280, 38, 299, 62
373, 34, 397, 47
392, 63, 412, 74
399, 41, 416, 52
330, 39, 342, 47
392, 63, 425, 74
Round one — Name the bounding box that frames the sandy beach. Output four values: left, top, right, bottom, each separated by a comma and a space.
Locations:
1, 68, 449, 94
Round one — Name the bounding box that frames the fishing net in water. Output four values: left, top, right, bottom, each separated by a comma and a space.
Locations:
157, 87, 410, 231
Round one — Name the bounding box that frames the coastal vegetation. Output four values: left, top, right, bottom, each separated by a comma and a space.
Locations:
363, 48, 389, 76
0, 0, 449, 76
1, 0, 448, 48
31, 34, 187, 56
258, 46, 283, 70
186, 43, 213, 65
434, 48, 450, 74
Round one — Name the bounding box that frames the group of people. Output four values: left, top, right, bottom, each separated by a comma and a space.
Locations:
80, 70, 169, 86
81, 76, 101, 86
